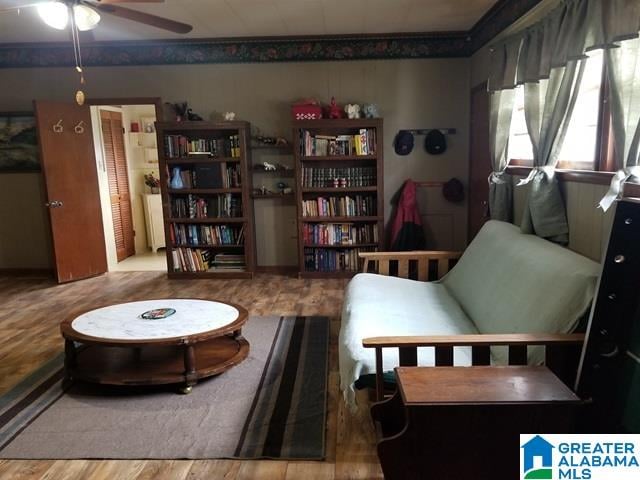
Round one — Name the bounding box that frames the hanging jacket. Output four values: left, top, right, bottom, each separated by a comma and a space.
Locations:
390, 179, 426, 251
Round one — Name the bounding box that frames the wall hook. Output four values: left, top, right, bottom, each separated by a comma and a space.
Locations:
74, 121, 85, 134
53, 120, 63, 133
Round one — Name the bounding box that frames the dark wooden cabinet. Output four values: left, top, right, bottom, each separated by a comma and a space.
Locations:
293, 118, 384, 278
156, 121, 255, 278
372, 366, 581, 480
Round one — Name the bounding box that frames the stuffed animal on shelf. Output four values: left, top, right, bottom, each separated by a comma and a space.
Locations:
223, 112, 236, 121
362, 103, 379, 118
186, 108, 203, 121
173, 102, 188, 121
328, 97, 342, 119
345, 103, 361, 119
263, 161, 276, 171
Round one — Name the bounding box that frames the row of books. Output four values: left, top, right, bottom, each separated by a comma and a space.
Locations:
164, 135, 241, 158
171, 164, 241, 189
301, 167, 376, 188
299, 129, 376, 156
303, 247, 376, 272
302, 223, 378, 245
301, 195, 376, 217
170, 223, 245, 246
172, 249, 245, 273
171, 194, 241, 219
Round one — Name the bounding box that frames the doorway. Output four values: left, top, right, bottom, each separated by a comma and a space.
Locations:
90, 102, 167, 272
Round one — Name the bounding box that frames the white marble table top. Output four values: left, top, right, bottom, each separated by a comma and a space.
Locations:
71, 299, 241, 341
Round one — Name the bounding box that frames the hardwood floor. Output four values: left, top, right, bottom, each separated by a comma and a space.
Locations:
0, 272, 382, 480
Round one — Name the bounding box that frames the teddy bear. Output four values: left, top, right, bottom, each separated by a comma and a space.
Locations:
344, 104, 361, 119
362, 103, 379, 118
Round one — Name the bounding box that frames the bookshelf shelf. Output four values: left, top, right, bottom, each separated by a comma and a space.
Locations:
169, 217, 246, 224
299, 155, 377, 161
294, 118, 384, 277
171, 244, 245, 248
251, 193, 295, 199
168, 188, 243, 195
157, 121, 255, 278
301, 187, 378, 193
301, 216, 380, 222
303, 243, 378, 249
165, 157, 241, 164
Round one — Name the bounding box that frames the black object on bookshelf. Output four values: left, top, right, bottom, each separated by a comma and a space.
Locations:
157, 121, 254, 278
293, 118, 384, 278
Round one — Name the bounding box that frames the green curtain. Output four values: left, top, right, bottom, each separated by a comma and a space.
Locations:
519, 60, 585, 244
599, 37, 640, 210
488, 89, 515, 222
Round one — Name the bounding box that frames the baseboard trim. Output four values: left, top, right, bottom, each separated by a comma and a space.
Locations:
255, 266, 298, 275
0, 268, 54, 277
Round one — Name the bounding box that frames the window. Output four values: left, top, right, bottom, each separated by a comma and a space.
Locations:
507, 50, 609, 171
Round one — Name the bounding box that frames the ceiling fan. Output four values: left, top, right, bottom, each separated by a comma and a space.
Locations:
0, 0, 193, 105
0, 0, 193, 34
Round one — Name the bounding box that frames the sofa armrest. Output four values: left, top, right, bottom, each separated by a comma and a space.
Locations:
363, 333, 585, 401
358, 250, 462, 280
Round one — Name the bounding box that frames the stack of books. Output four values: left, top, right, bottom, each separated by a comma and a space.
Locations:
170, 224, 244, 246
302, 223, 378, 245
301, 167, 376, 188
301, 195, 376, 217
299, 129, 376, 156
171, 194, 242, 219
303, 247, 376, 272
211, 254, 245, 271
164, 135, 241, 158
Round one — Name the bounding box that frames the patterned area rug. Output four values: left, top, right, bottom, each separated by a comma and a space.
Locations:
0, 316, 329, 460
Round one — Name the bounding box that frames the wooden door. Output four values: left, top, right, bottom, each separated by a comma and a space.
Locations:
100, 110, 135, 262
34, 100, 107, 283
468, 82, 492, 242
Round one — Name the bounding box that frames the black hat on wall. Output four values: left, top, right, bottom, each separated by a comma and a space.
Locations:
424, 129, 447, 155
442, 178, 465, 203
394, 130, 414, 156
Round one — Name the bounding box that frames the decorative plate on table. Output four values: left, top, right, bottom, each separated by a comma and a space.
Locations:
139, 308, 176, 320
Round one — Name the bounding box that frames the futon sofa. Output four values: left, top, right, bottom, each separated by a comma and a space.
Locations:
339, 220, 600, 406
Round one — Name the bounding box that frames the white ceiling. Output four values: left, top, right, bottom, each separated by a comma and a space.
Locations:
0, 0, 498, 44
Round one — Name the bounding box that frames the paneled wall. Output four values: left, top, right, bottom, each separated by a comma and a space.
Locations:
0, 58, 470, 269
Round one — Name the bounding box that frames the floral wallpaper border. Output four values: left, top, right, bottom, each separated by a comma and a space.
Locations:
0, 0, 541, 68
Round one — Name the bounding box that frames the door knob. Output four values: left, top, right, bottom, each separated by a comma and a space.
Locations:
45, 200, 64, 208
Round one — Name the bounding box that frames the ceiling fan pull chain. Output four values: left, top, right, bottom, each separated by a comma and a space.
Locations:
70, 6, 86, 106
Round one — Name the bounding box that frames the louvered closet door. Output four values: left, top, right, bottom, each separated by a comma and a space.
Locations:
101, 110, 135, 262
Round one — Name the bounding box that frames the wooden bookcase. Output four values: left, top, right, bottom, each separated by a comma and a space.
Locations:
156, 121, 254, 279
293, 118, 384, 278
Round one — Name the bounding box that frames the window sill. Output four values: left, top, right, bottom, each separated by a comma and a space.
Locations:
505, 166, 640, 197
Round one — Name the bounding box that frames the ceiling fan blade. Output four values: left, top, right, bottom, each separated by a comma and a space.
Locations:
88, 2, 192, 34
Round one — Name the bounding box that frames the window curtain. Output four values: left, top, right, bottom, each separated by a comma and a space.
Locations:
519, 60, 585, 244
488, 89, 514, 222
488, 0, 640, 223
599, 37, 640, 210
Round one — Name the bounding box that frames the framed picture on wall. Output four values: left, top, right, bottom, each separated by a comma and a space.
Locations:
0, 112, 39, 173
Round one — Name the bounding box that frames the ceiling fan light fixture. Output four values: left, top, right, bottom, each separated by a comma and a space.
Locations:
36, 1, 69, 30
73, 5, 100, 31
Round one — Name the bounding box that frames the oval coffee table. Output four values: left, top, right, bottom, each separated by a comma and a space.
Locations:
60, 299, 249, 393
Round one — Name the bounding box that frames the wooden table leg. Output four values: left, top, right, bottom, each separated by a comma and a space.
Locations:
63, 339, 76, 389
181, 344, 197, 394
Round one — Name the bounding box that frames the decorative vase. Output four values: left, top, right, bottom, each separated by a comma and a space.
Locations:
170, 167, 184, 189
